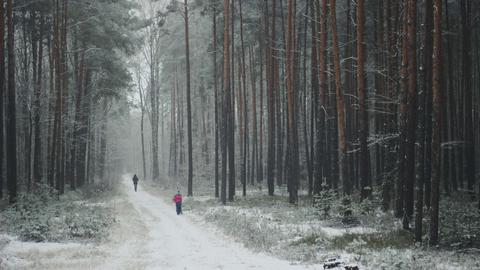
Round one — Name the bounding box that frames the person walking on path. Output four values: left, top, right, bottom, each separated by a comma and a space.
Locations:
172, 191, 183, 215
132, 174, 139, 192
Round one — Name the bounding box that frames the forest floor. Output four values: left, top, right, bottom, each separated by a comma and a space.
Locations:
0, 175, 321, 270
1, 174, 479, 269
146, 178, 480, 270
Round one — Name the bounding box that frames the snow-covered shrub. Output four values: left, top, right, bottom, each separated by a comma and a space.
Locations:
19, 222, 49, 242
65, 206, 114, 239
0, 184, 115, 242
204, 207, 282, 251
438, 196, 480, 248
358, 187, 382, 215
328, 230, 412, 250
338, 196, 360, 226
313, 188, 336, 219
81, 182, 113, 199
0, 184, 56, 241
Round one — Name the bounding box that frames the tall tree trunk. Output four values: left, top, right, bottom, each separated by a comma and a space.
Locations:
382, 0, 398, 211
258, 14, 265, 185
415, 0, 433, 242
221, 0, 231, 205
0, 0, 5, 199
33, 15, 45, 185
267, 0, 276, 196
138, 72, 147, 180
239, 0, 248, 197
70, 29, 82, 191
169, 69, 177, 177
396, 1, 409, 218
59, 0, 68, 194
330, 0, 348, 195
48, 26, 57, 189
150, 26, 160, 183
444, 0, 458, 193
249, 46, 258, 187
25, 11, 34, 191
317, 0, 329, 191
311, 1, 321, 195
6, 0, 17, 203
77, 64, 90, 187
357, 0, 370, 200
460, 0, 475, 192
403, 0, 418, 229
429, 0, 442, 245
228, 0, 235, 202
285, 0, 298, 204
422, 0, 434, 208
213, 6, 219, 198
302, 1, 312, 196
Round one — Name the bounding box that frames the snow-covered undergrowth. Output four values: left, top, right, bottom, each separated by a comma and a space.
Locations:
0, 183, 116, 242
178, 186, 480, 269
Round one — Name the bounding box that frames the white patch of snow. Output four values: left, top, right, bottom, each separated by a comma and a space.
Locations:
119, 174, 319, 270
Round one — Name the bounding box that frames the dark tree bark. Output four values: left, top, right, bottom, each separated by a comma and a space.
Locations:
239, 0, 248, 197
381, 0, 397, 211
415, 0, 433, 242
396, 1, 409, 218
403, 0, 418, 229
330, 0, 348, 195
26, 11, 35, 191
70, 29, 82, 191
249, 46, 258, 187
6, 0, 17, 203
357, 0, 370, 200
285, 0, 298, 204
77, 62, 90, 187
221, 0, 231, 205
138, 71, 147, 180
59, 0, 69, 194
184, 0, 194, 196
429, 0, 442, 245
149, 23, 160, 183
460, 0, 475, 192
422, 0, 434, 208
317, 0, 329, 191
213, 6, 219, 198
267, 0, 276, 196
258, 9, 265, 185
310, 1, 320, 195
0, 0, 5, 199
33, 15, 44, 185
228, 0, 235, 202
444, 0, 458, 193
169, 68, 177, 177
301, 1, 312, 197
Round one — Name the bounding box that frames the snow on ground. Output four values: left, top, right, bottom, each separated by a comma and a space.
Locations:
1, 175, 323, 270
318, 226, 377, 238
0, 236, 106, 270
119, 175, 320, 270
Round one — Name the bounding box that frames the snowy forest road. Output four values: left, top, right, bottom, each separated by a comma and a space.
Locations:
1, 175, 320, 270
108, 175, 318, 270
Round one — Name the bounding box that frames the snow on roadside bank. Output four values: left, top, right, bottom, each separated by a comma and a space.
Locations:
0, 234, 106, 270
183, 192, 480, 270
121, 174, 322, 270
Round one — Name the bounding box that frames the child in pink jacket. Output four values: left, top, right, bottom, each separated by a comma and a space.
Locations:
172, 191, 183, 215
